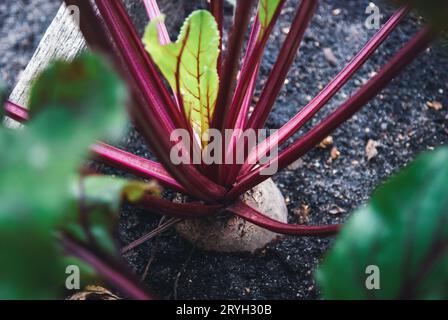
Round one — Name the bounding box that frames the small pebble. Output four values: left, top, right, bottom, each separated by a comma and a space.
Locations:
332, 8, 342, 16
329, 205, 346, 215
366, 139, 379, 161
281, 27, 290, 34
287, 158, 305, 170
323, 47, 338, 66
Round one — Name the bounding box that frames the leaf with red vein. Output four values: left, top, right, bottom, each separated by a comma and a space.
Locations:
93, 0, 226, 201
143, 10, 220, 146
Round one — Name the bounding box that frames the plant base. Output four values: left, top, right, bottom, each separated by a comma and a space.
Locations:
175, 178, 288, 253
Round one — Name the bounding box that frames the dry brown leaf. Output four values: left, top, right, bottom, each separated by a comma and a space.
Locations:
426, 101, 443, 110
318, 136, 334, 149
67, 285, 120, 300
330, 146, 340, 160
293, 204, 311, 224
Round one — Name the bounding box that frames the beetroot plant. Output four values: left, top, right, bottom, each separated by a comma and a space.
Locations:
2, 0, 447, 299
4, 0, 445, 240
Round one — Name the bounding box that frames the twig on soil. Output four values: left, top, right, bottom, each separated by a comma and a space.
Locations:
140, 216, 166, 281
121, 217, 182, 254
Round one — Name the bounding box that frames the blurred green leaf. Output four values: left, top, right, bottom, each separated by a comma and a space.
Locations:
29, 53, 127, 142
316, 148, 448, 299
66, 175, 161, 255
0, 53, 127, 299
78, 175, 161, 212
398, 0, 448, 30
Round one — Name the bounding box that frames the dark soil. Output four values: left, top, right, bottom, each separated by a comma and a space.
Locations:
0, 0, 60, 92
2, 0, 447, 300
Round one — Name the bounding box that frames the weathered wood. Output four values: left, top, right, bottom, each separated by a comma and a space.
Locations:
5, 4, 85, 128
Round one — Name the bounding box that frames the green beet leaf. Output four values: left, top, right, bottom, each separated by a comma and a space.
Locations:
316, 148, 448, 299
65, 175, 162, 255
143, 10, 220, 146
0, 53, 127, 299
397, 0, 448, 29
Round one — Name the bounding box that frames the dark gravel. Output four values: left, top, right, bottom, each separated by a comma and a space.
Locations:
2, 0, 447, 300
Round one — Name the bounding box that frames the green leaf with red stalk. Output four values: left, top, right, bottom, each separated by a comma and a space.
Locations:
143, 10, 220, 147
91, 0, 226, 201
5, 0, 442, 240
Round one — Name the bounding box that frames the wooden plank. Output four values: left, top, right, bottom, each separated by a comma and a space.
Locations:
4, 4, 85, 128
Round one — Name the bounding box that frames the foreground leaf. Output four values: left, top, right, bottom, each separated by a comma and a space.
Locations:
0, 53, 127, 299
316, 148, 448, 299
398, 0, 448, 29
143, 10, 220, 145
29, 53, 127, 142
66, 175, 162, 255
77, 175, 162, 212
